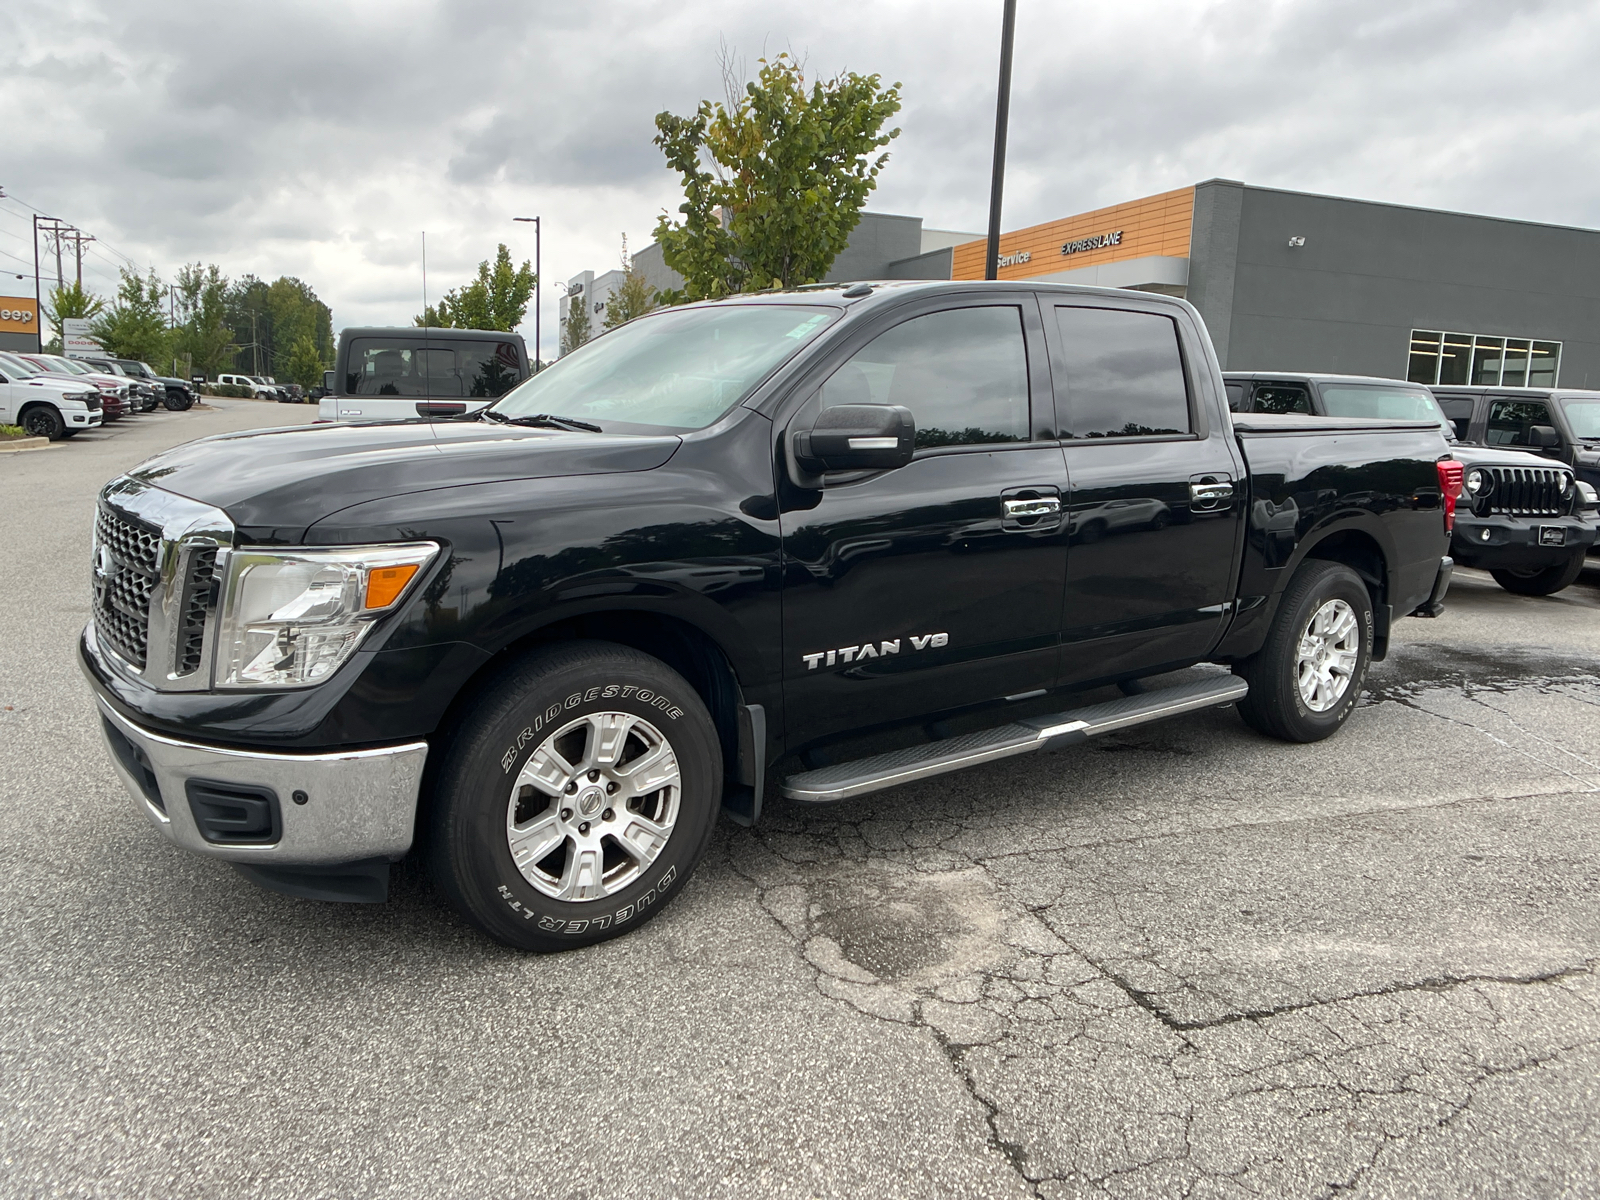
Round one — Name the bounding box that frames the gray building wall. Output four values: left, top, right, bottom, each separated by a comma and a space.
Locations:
1208, 184, 1600, 385
0, 331, 39, 352
885, 247, 954, 279
823, 212, 924, 282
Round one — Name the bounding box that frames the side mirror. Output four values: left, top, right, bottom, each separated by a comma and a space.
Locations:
323, 370, 336, 394
793, 404, 915, 474
1530, 424, 1560, 449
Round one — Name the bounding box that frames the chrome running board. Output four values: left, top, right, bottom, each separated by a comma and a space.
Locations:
780, 675, 1248, 804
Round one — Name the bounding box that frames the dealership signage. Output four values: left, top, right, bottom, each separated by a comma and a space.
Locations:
0, 298, 37, 334
996, 250, 1032, 268
63, 317, 106, 358
1061, 230, 1123, 257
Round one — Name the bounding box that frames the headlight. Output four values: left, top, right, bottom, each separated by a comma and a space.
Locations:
216, 542, 439, 688
1464, 468, 1488, 496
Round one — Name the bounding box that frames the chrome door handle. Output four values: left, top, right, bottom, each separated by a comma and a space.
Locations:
1003, 496, 1061, 518
1189, 481, 1234, 506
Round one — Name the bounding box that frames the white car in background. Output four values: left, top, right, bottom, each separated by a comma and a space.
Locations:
216, 373, 280, 399
0, 352, 103, 439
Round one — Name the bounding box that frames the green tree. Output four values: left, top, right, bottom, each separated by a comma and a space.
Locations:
652, 53, 902, 303
602, 236, 657, 329
224, 275, 334, 377
560, 288, 592, 355
44, 281, 105, 350
171, 263, 233, 379
282, 334, 328, 388
91, 268, 170, 364
414, 244, 536, 331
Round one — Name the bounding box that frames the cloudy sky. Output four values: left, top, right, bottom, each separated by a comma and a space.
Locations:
3, 0, 1598, 360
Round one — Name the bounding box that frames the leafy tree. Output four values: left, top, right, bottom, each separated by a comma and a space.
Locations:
602, 236, 657, 329
414, 244, 536, 331
44, 282, 105, 350
225, 274, 334, 377
652, 53, 902, 302
560, 288, 592, 355
171, 263, 234, 379
92, 268, 170, 364
282, 334, 328, 388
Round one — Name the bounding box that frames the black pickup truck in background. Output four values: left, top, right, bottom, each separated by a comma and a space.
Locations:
1226, 372, 1598, 594
318, 326, 530, 423
83, 281, 1455, 951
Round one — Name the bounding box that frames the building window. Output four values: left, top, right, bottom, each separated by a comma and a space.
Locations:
1408, 329, 1560, 387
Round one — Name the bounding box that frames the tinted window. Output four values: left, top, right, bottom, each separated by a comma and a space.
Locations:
1053, 307, 1189, 438
1224, 382, 1245, 411
1320, 384, 1451, 438
820, 306, 1029, 449
1252, 384, 1311, 415
346, 338, 524, 398
1436, 395, 1474, 440
1486, 399, 1557, 447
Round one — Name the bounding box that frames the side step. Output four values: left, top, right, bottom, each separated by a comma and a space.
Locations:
780, 675, 1248, 804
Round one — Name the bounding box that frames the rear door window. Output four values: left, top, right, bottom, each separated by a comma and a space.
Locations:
1486, 398, 1557, 447
1251, 383, 1312, 414
1052, 306, 1190, 438
346, 338, 524, 398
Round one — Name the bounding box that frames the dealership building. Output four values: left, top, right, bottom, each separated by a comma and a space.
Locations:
580, 180, 1600, 388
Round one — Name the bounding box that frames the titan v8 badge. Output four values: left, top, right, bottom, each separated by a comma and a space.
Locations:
802, 632, 948, 671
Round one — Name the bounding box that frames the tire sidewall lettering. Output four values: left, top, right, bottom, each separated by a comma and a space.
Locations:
501, 864, 679, 934
500, 681, 685, 773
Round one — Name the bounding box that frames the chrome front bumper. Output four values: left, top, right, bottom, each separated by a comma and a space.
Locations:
96, 700, 428, 866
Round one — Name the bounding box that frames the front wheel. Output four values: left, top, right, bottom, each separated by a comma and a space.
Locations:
429, 640, 721, 951
1490, 552, 1586, 596
1234, 560, 1373, 743
20, 406, 65, 441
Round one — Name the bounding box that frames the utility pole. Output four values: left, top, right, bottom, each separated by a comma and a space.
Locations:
513, 216, 542, 372
33, 217, 72, 350
65, 230, 95, 287
985, 0, 1019, 281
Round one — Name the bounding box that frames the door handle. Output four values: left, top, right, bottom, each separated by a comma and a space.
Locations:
1003, 496, 1061, 519
1189, 481, 1234, 508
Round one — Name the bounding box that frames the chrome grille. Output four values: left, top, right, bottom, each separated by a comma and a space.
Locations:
94, 506, 162, 668
1481, 467, 1569, 517
177, 548, 217, 675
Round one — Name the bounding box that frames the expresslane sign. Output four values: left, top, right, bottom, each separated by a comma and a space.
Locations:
0, 298, 38, 335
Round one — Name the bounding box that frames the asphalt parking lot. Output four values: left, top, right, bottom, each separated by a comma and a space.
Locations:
2, 400, 1598, 1199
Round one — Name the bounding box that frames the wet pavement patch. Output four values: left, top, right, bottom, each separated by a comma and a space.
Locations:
1366, 640, 1600, 702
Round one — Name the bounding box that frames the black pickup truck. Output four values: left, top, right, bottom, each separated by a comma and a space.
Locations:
82, 282, 1455, 951
1225, 372, 1598, 594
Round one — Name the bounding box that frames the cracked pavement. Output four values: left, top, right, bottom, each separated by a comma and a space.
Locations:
3, 403, 1599, 1198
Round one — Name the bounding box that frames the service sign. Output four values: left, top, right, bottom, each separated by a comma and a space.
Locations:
0, 297, 38, 335
63, 317, 105, 358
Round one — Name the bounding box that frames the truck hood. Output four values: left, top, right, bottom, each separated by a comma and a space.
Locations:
1447, 442, 1571, 472
127, 419, 681, 537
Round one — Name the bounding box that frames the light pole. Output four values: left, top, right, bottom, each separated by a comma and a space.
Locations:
513, 216, 541, 371
985, 0, 1019, 281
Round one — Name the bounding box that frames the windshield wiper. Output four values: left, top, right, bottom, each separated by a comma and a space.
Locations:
480, 410, 601, 432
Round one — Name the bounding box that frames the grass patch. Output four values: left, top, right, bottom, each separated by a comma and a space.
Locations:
0, 424, 31, 441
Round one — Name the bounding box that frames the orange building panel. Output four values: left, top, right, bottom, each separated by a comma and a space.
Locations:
950, 186, 1196, 281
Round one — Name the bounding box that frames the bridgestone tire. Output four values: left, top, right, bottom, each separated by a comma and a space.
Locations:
429, 640, 721, 952
1234, 560, 1373, 743
1490, 551, 1586, 596
20, 406, 65, 441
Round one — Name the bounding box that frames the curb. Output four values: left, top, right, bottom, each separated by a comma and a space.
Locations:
0, 437, 51, 453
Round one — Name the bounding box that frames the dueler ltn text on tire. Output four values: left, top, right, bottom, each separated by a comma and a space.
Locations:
1490, 550, 1586, 596
20, 405, 65, 441
1234, 559, 1373, 743
429, 640, 722, 951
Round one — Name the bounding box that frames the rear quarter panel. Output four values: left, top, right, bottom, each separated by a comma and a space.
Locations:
1214, 424, 1451, 659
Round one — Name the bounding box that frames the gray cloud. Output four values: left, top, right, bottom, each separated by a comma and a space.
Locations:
2, 0, 1598, 357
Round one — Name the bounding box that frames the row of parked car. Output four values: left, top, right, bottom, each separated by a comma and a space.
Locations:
0, 352, 202, 440
212, 372, 310, 403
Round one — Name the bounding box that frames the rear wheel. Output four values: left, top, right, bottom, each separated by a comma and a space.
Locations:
1490, 552, 1586, 596
429, 640, 721, 952
1235, 560, 1373, 743
20, 405, 65, 441
165, 391, 193, 411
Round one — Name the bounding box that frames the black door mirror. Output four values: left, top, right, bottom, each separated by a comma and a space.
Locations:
323, 370, 336, 394
793, 404, 916, 473
1529, 424, 1561, 449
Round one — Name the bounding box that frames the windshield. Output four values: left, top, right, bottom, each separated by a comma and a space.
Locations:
1320, 384, 1453, 440
1560, 398, 1600, 439
0, 353, 41, 378
46, 356, 92, 375
491, 303, 840, 433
